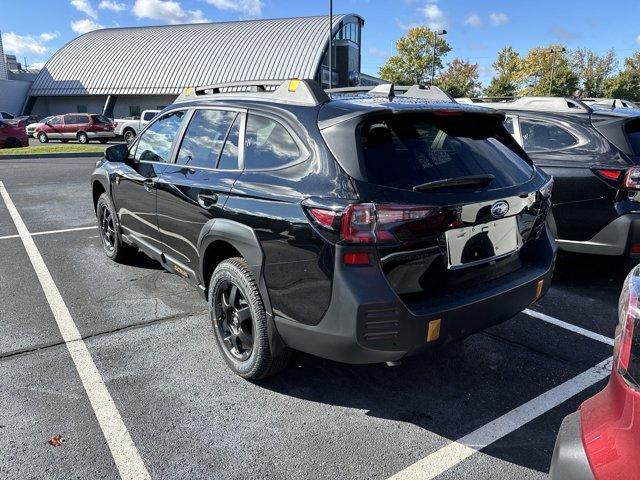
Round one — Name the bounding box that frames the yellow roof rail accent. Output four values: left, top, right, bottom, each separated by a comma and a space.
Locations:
288, 79, 301, 92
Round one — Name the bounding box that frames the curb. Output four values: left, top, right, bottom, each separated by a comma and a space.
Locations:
0, 152, 104, 160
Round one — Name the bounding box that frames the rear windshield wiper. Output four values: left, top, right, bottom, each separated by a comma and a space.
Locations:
413, 174, 495, 191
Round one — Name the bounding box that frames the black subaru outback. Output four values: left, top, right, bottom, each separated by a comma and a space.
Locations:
92, 79, 556, 380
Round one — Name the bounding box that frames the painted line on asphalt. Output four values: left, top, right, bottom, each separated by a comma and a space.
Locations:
523, 308, 615, 346
0, 225, 97, 241
388, 356, 612, 480
0, 182, 149, 480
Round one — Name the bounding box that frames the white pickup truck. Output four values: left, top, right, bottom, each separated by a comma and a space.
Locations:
113, 110, 160, 143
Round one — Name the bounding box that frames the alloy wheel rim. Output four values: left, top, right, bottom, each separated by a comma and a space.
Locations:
98, 204, 116, 253
215, 281, 253, 361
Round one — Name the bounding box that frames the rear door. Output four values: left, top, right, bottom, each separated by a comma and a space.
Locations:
63, 114, 78, 140
156, 107, 243, 280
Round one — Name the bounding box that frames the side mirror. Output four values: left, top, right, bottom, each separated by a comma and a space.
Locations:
105, 143, 129, 163
45, 121, 52, 126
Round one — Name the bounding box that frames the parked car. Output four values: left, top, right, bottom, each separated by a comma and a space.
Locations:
91, 79, 556, 380
458, 97, 640, 257
0, 119, 29, 149
550, 264, 640, 480
113, 110, 159, 143
35, 113, 115, 144
26, 116, 53, 137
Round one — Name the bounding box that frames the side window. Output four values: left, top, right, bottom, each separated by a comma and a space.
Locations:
64, 115, 77, 125
134, 110, 185, 163
520, 119, 578, 151
176, 109, 237, 169
503, 116, 515, 135
143, 111, 158, 122
244, 114, 301, 170
218, 115, 241, 170
49, 116, 62, 126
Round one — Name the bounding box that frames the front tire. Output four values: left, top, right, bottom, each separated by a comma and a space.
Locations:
123, 129, 136, 144
96, 193, 136, 262
77, 132, 89, 144
37, 132, 48, 143
209, 258, 291, 380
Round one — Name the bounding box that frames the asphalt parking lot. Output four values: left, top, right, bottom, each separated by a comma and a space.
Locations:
0, 155, 629, 479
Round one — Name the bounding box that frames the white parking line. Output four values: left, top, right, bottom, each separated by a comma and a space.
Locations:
523, 308, 615, 346
388, 357, 612, 480
0, 225, 97, 241
0, 182, 149, 480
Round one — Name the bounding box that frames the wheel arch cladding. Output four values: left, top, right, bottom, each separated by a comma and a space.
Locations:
92, 179, 107, 212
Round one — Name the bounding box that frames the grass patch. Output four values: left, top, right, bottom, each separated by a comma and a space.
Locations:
0, 144, 107, 156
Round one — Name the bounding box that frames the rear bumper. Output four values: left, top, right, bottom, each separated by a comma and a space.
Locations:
275, 228, 556, 364
556, 213, 640, 257
549, 411, 595, 480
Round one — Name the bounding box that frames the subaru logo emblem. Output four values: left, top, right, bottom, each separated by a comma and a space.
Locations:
491, 201, 509, 218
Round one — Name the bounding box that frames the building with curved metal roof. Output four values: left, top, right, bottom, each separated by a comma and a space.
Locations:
25, 14, 372, 119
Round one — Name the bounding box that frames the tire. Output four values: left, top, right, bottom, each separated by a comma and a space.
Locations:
209, 257, 291, 380
37, 132, 48, 143
77, 132, 89, 144
96, 193, 136, 263
99, 138, 109, 144
123, 128, 136, 144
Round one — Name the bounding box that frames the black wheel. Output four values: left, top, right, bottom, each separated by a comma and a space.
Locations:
123, 129, 136, 144
37, 132, 48, 143
209, 258, 291, 380
99, 138, 109, 144
96, 193, 136, 262
77, 132, 89, 144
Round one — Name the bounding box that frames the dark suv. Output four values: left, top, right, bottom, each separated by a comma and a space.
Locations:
92, 79, 555, 379
459, 97, 640, 257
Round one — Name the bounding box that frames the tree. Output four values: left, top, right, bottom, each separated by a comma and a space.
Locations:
379, 26, 451, 85
603, 52, 640, 101
518, 44, 579, 96
437, 59, 481, 97
572, 49, 617, 97
484, 46, 521, 97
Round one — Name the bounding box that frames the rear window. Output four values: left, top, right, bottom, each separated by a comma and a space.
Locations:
358, 113, 533, 190
91, 114, 111, 124
625, 119, 640, 156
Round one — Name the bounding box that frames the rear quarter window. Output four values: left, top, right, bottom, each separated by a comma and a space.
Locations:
358, 113, 533, 190
625, 119, 640, 156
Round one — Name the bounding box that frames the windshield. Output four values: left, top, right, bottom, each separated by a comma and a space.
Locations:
358, 113, 533, 190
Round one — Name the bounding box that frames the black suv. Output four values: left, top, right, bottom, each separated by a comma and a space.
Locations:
92, 79, 555, 379
459, 97, 640, 257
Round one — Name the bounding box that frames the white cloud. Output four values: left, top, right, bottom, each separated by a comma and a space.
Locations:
133, 0, 209, 24
636, 35, 640, 45
2, 32, 49, 55
420, 2, 446, 30
70, 0, 98, 19
204, 0, 262, 17
489, 12, 509, 26
99, 0, 126, 11
39, 31, 60, 42
465, 13, 482, 27
71, 18, 105, 34
368, 47, 390, 59
29, 62, 46, 69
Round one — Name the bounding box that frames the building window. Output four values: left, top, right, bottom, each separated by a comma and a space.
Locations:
77, 105, 87, 113
129, 106, 141, 118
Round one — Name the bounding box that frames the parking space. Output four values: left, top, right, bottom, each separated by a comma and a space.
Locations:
0, 156, 630, 479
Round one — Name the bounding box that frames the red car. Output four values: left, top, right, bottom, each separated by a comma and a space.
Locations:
550, 265, 640, 480
34, 113, 115, 144
0, 119, 29, 149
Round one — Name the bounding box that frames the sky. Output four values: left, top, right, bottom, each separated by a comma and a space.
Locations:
2, 0, 640, 85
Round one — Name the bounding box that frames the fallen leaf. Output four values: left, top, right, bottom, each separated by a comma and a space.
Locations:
48, 435, 64, 447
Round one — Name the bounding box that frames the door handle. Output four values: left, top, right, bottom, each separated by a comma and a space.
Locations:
197, 192, 218, 208
143, 179, 156, 192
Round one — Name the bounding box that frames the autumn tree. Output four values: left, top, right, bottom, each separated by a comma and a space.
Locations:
518, 44, 579, 96
437, 59, 481, 97
484, 46, 521, 97
572, 49, 617, 97
603, 52, 640, 101
379, 27, 451, 85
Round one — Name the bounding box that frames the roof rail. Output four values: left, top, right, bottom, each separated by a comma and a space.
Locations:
175, 79, 331, 106
592, 98, 640, 109
455, 96, 592, 113
326, 83, 455, 102
400, 85, 454, 102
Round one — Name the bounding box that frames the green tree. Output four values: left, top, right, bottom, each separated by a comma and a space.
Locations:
572, 48, 617, 97
437, 59, 480, 97
603, 52, 640, 101
518, 44, 579, 96
379, 26, 451, 85
484, 46, 522, 97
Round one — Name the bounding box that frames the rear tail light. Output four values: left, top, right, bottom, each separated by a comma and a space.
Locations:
342, 252, 370, 265
615, 265, 640, 384
593, 166, 640, 190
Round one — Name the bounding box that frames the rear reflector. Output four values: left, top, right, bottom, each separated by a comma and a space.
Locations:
342, 252, 370, 265
427, 319, 441, 342
535, 279, 544, 298
631, 244, 640, 255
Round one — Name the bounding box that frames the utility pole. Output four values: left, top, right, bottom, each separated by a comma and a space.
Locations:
431, 29, 447, 86
548, 47, 566, 96
328, 0, 333, 89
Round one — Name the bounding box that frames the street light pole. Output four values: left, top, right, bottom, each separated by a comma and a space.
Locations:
431, 29, 447, 86
328, 0, 333, 89
548, 47, 566, 96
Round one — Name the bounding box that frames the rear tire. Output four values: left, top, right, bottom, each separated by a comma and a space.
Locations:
37, 132, 48, 143
209, 257, 291, 380
77, 132, 89, 144
123, 128, 136, 144
96, 193, 136, 263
